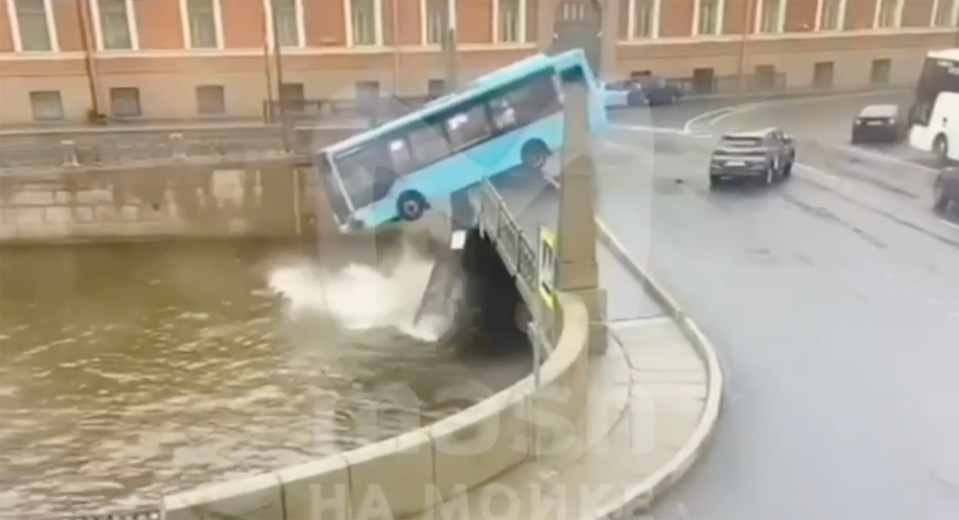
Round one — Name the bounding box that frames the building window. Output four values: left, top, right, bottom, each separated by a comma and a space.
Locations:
818, 0, 844, 30
813, 62, 834, 88
97, 0, 136, 50
29, 91, 63, 121
280, 83, 305, 103
110, 87, 142, 117
196, 85, 225, 115
355, 81, 380, 101
754, 65, 777, 90
874, 0, 900, 28
757, 0, 784, 33
630, 0, 657, 38
870, 59, 891, 85
269, 0, 301, 47
350, 0, 378, 46
427, 79, 446, 98
425, 0, 446, 44
12, 0, 56, 52
184, 0, 220, 48
697, 0, 721, 35
692, 68, 715, 94
931, 0, 956, 26
560, 1, 586, 20
497, 0, 524, 42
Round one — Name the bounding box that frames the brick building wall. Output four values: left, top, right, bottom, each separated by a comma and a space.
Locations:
0, 0, 956, 126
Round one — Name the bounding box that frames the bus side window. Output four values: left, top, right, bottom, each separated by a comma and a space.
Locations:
407, 122, 452, 168
446, 104, 493, 151
489, 98, 517, 131
498, 74, 562, 126
388, 137, 414, 174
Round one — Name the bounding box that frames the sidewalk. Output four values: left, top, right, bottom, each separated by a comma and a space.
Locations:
406, 321, 710, 519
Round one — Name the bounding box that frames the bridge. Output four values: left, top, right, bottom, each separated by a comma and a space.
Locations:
36, 14, 722, 520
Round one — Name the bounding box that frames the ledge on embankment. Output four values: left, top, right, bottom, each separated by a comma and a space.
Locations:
161, 292, 591, 520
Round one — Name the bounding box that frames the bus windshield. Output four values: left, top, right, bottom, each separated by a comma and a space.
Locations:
911, 54, 959, 126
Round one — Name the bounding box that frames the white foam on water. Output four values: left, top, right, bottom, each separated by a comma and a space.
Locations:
267, 241, 457, 342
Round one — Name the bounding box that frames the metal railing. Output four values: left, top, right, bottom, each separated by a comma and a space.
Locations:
471, 178, 540, 315
667, 72, 788, 96
263, 95, 433, 123
0, 125, 361, 172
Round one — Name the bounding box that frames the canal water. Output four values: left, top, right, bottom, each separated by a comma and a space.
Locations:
0, 236, 530, 518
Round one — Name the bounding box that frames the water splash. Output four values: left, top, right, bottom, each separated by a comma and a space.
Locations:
268, 239, 459, 342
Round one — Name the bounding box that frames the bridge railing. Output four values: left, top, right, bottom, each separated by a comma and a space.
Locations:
471, 178, 552, 343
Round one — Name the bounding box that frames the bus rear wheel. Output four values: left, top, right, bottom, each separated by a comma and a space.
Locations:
397, 191, 427, 221
934, 134, 950, 166
521, 140, 549, 171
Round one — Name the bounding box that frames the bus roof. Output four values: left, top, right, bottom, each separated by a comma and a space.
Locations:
321, 49, 590, 155
927, 48, 959, 62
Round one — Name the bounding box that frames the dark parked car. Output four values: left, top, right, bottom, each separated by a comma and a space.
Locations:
603, 79, 649, 107
851, 104, 906, 144
605, 80, 649, 107
709, 128, 796, 188
634, 76, 683, 106
933, 167, 959, 214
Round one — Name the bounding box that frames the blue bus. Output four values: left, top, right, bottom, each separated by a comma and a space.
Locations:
314, 48, 607, 230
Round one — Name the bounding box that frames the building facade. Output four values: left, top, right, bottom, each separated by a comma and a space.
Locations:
0, 0, 956, 126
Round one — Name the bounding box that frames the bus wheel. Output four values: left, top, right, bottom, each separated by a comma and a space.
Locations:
521, 140, 549, 171
934, 135, 949, 166
397, 191, 427, 221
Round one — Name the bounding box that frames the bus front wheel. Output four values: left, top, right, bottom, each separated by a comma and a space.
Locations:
934, 134, 950, 166
397, 191, 427, 221
521, 140, 550, 171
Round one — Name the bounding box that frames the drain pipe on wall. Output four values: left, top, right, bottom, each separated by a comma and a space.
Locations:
77, 0, 102, 122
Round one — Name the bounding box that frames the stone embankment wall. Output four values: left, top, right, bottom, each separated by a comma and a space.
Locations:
0, 159, 341, 244
0, 126, 364, 244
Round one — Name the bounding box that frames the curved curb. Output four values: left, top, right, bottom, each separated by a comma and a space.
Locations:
589, 218, 725, 519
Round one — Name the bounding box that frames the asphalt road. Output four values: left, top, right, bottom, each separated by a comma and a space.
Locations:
590, 93, 959, 519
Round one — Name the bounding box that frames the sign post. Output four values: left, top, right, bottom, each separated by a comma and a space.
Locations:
537, 225, 557, 316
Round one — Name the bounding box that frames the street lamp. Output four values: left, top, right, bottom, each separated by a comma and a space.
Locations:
737, 0, 755, 94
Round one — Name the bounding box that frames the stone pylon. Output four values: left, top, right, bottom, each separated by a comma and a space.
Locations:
556, 78, 607, 355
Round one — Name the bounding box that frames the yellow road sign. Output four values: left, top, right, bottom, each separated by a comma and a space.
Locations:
537, 226, 556, 309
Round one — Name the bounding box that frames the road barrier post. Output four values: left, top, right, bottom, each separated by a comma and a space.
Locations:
59, 140, 79, 167
170, 133, 186, 161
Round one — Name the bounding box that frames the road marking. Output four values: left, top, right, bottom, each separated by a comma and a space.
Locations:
682, 89, 909, 133
939, 218, 959, 231
683, 107, 735, 133
599, 140, 639, 153
838, 144, 938, 173
609, 123, 712, 139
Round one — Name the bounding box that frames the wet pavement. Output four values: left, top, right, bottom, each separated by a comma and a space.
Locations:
601, 94, 959, 519
0, 239, 530, 518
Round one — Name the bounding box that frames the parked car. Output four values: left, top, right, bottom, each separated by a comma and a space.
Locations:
602, 80, 649, 107
709, 128, 796, 188
851, 104, 906, 144
933, 166, 959, 214
633, 76, 683, 106
599, 81, 631, 109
